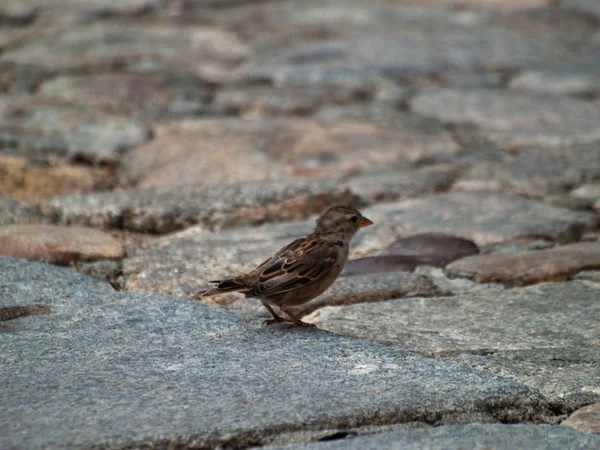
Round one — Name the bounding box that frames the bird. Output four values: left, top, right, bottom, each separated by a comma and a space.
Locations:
198, 205, 373, 327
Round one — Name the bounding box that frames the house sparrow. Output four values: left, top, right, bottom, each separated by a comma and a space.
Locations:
199, 205, 373, 327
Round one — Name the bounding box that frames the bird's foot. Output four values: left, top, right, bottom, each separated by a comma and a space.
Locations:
289, 321, 318, 328
262, 317, 286, 327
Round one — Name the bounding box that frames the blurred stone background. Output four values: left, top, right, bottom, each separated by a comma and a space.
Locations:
1, 1, 600, 449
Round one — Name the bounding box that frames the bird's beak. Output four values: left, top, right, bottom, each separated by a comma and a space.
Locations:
358, 217, 373, 228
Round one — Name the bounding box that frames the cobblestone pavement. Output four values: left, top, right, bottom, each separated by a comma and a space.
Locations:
1, 1, 600, 448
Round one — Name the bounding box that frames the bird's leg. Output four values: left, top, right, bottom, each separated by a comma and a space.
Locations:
281, 309, 317, 328
261, 301, 286, 326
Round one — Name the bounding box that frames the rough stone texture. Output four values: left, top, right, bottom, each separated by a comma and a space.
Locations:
42, 180, 356, 234
380, 233, 479, 260
240, 3, 577, 84
0, 224, 124, 265
122, 118, 458, 189
563, 0, 600, 20
563, 403, 600, 434
0, 0, 162, 25
572, 183, 600, 201
38, 74, 214, 120
2, 0, 600, 446
0, 154, 108, 200
410, 89, 600, 148
574, 270, 600, 282
340, 167, 458, 204
268, 424, 600, 449
453, 145, 600, 197
0, 257, 553, 449
509, 70, 600, 96
403, 0, 550, 10
307, 281, 600, 406
340, 234, 479, 277
0, 24, 250, 75
362, 192, 596, 246
0, 197, 41, 225
213, 83, 375, 116
446, 242, 600, 286
0, 96, 150, 164
571, 183, 600, 211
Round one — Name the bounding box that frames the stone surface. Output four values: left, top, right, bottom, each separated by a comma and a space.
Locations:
509, 70, 600, 96
38, 74, 214, 120
362, 192, 595, 246
122, 118, 458, 189
571, 183, 600, 211
1, 0, 600, 446
380, 233, 479, 260
410, 89, 600, 148
0, 24, 250, 75
307, 281, 600, 406
42, 180, 356, 234
572, 183, 600, 201
268, 424, 600, 449
446, 242, 600, 286
0, 0, 162, 25
341, 234, 479, 277
0, 155, 107, 200
563, 403, 600, 434
403, 0, 550, 10
453, 145, 600, 197
0, 96, 149, 164
0, 224, 124, 265
241, 3, 576, 84
564, 0, 600, 20
0, 256, 553, 449
0, 197, 41, 225
340, 167, 458, 204
213, 83, 375, 116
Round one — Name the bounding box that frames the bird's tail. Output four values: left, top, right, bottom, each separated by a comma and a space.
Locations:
198, 278, 246, 297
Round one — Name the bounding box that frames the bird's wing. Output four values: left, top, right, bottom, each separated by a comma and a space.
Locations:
244, 236, 341, 298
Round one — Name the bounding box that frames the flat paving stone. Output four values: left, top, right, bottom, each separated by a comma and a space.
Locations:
339, 166, 458, 204
38, 73, 214, 120
0, 0, 161, 25
306, 281, 600, 407
0, 224, 123, 265
410, 88, 600, 148
0, 96, 149, 164
0, 154, 106, 200
362, 192, 595, 246
122, 118, 458, 189
242, 6, 574, 83
563, 403, 600, 434
267, 424, 600, 450
453, 145, 600, 197
0, 257, 553, 449
446, 242, 600, 286
402, 0, 550, 10
0, 24, 249, 75
0, 197, 42, 226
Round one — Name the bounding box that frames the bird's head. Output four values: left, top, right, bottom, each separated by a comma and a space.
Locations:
314, 205, 373, 242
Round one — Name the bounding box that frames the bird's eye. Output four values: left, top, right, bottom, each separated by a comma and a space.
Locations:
350, 215, 359, 223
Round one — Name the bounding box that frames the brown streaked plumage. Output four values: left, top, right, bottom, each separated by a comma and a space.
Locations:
199, 205, 373, 327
